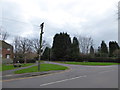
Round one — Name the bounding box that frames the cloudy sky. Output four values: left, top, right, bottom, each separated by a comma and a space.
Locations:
1, 0, 119, 48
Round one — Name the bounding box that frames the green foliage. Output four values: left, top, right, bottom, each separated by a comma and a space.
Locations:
101, 41, 108, 53
100, 41, 108, 57
90, 46, 94, 55
113, 49, 120, 57
50, 32, 120, 61
95, 46, 101, 57
95, 41, 108, 57
69, 37, 80, 60
52, 33, 71, 60
42, 47, 51, 60
52, 33, 80, 61
73, 37, 80, 54
109, 41, 119, 57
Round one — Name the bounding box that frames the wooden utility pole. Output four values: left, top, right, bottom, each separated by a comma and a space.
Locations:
38, 22, 44, 71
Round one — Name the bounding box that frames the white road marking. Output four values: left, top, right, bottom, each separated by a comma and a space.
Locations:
40, 75, 87, 87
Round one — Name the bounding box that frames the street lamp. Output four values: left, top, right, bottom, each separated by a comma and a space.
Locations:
38, 22, 44, 71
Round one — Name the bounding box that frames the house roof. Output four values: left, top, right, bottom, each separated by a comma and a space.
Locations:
0, 40, 13, 49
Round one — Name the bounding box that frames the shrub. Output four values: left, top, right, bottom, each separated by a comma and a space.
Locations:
13, 58, 37, 63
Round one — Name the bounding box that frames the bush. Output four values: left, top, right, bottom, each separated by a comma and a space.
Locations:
78, 57, 119, 63
50, 53, 119, 63
13, 58, 37, 63
13, 63, 22, 67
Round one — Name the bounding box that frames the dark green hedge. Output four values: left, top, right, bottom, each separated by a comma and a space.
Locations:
13, 58, 37, 63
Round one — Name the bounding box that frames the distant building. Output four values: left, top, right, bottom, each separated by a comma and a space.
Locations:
0, 40, 13, 64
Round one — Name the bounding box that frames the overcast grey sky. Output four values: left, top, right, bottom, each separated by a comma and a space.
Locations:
1, 0, 119, 48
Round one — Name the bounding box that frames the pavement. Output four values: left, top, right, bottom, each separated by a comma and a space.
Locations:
2, 64, 38, 75
2, 70, 65, 80
2, 62, 67, 80
2, 62, 119, 88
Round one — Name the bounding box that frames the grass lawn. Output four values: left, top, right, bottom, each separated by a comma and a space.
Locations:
14, 64, 68, 74
0, 65, 2, 71
55, 61, 119, 66
1, 63, 35, 71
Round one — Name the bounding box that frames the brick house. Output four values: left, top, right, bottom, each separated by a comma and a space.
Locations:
0, 41, 2, 64
0, 40, 13, 64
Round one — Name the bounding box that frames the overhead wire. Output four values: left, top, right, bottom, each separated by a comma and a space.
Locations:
0, 17, 40, 28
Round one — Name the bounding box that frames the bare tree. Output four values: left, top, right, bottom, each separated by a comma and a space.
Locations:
13, 37, 20, 58
13, 36, 50, 63
32, 38, 49, 55
13, 37, 33, 63
78, 36, 93, 54
32, 38, 40, 53
0, 28, 9, 41
20, 37, 33, 63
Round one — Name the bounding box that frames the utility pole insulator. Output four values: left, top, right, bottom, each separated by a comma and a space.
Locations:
40, 22, 44, 30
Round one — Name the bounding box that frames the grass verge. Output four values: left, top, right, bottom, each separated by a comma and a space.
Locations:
54, 61, 119, 66
14, 64, 68, 74
0, 65, 1, 71
1, 63, 35, 71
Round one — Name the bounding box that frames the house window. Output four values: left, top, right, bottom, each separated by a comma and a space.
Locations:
6, 54, 10, 59
7, 48, 10, 51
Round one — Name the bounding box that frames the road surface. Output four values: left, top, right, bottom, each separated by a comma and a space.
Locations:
2, 62, 118, 88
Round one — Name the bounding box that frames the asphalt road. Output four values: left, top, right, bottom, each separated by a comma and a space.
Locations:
2, 62, 118, 88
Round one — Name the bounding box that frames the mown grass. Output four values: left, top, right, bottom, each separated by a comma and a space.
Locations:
14, 64, 68, 74
1, 63, 35, 71
0, 64, 2, 71
55, 61, 119, 66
